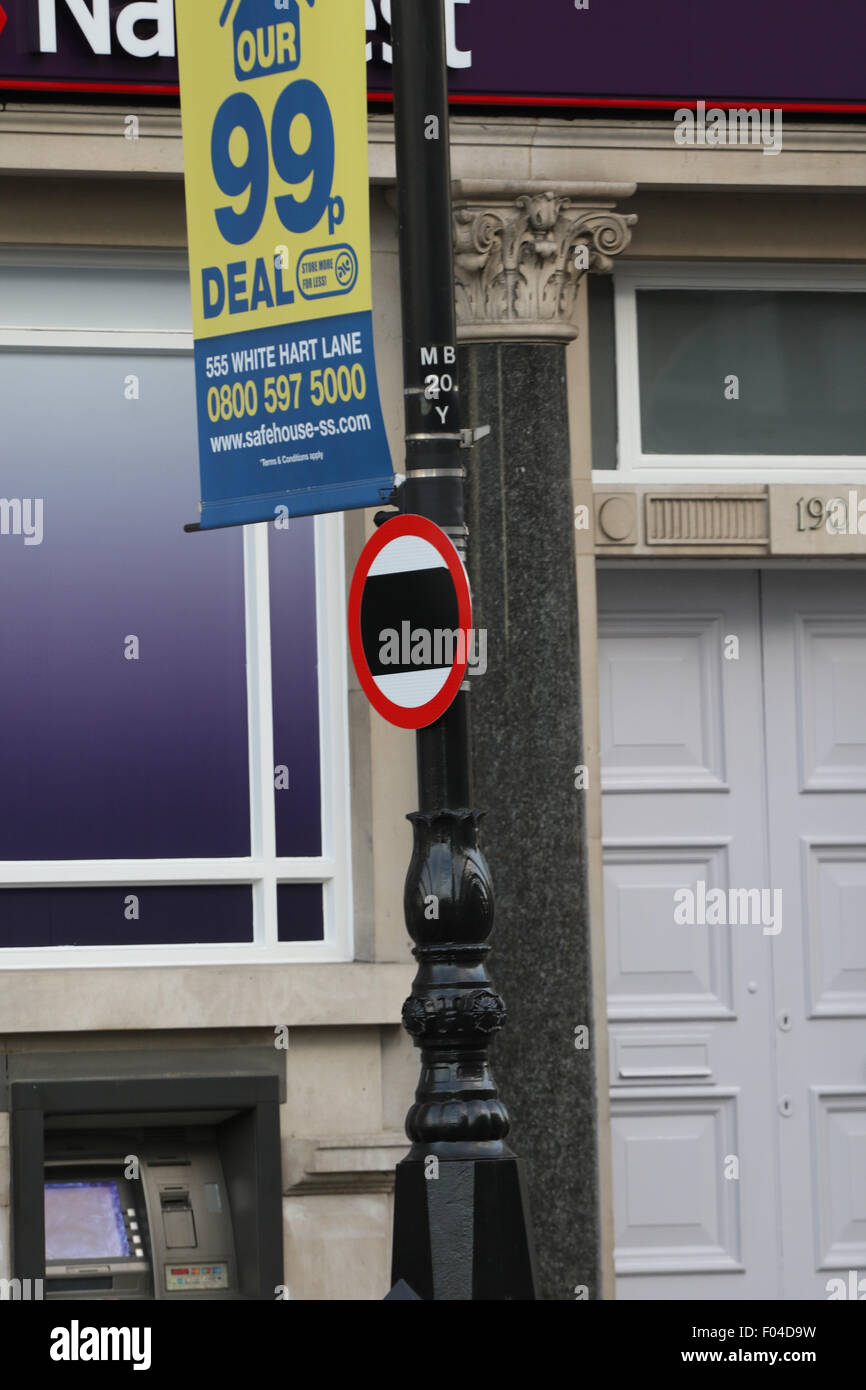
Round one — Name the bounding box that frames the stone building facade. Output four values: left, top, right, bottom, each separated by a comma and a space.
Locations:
1, 84, 865, 1298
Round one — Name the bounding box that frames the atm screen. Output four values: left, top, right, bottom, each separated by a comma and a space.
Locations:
45, 1181, 130, 1261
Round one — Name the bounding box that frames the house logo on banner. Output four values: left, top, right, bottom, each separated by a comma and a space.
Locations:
176, 0, 393, 528
224, 0, 303, 83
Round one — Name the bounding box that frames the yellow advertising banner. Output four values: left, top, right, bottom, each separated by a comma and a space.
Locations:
176, 0, 393, 527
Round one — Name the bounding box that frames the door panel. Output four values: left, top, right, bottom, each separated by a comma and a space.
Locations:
600, 567, 866, 1301
599, 571, 779, 1300
761, 573, 866, 1300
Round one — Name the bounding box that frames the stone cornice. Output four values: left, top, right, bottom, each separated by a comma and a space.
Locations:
370, 116, 866, 190
452, 180, 637, 342
2, 107, 866, 187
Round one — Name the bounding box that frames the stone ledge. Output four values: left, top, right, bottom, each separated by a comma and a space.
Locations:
284, 1132, 409, 1195
0, 962, 413, 1034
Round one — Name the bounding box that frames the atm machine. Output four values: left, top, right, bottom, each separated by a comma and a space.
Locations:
9, 1072, 282, 1302
44, 1134, 239, 1300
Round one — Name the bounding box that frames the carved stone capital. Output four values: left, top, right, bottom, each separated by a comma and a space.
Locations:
452, 178, 637, 343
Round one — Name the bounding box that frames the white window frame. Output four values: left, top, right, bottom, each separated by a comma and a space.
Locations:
0, 247, 353, 967
607, 260, 866, 484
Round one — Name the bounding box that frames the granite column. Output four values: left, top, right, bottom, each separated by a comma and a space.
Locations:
452, 181, 636, 1300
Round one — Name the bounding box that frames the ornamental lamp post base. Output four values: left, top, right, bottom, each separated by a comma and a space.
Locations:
389, 806, 537, 1301
392, 1155, 536, 1301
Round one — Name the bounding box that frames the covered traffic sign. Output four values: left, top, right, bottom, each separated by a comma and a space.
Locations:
348, 514, 472, 729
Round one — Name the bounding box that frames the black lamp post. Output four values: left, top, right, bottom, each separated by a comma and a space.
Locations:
388, 0, 537, 1301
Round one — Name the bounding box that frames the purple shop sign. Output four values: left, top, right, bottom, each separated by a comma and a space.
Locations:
0, 0, 180, 94
1, 0, 865, 107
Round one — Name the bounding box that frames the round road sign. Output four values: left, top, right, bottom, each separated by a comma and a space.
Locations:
348, 513, 472, 729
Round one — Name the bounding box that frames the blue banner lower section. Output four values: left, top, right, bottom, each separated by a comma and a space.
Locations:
194, 310, 394, 528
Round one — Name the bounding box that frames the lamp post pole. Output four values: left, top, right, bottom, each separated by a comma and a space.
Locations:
388, 0, 536, 1301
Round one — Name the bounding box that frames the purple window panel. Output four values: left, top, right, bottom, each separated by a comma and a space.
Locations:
0, 351, 249, 859
0, 886, 253, 947
277, 883, 324, 942
268, 518, 322, 858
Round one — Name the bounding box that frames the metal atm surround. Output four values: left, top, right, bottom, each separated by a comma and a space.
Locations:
10, 1075, 282, 1301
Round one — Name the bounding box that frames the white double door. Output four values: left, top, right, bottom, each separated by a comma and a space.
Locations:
598, 568, 866, 1300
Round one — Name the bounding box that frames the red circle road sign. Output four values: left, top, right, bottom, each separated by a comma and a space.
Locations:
348, 513, 473, 730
